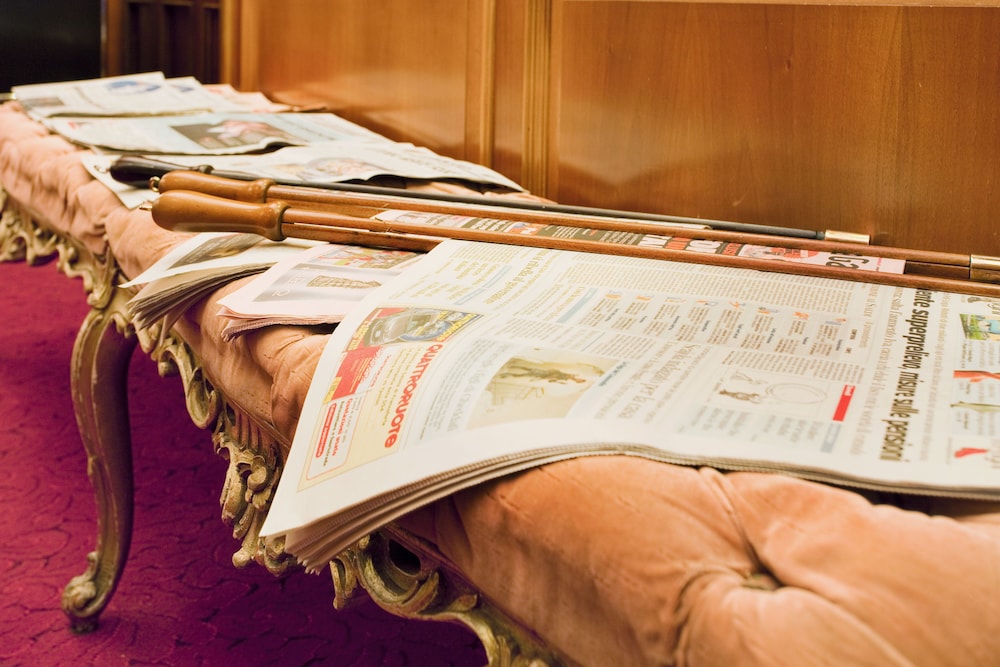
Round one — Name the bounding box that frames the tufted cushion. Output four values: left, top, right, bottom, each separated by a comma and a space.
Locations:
5, 103, 1000, 666
432, 458, 1000, 665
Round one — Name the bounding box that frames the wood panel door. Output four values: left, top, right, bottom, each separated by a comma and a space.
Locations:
230, 0, 502, 167
225, 0, 1000, 254
545, 1, 1000, 253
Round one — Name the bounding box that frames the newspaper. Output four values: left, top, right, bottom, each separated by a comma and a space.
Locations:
12, 72, 248, 119
123, 233, 321, 329
80, 140, 525, 209
210, 208, 901, 340
374, 210, 905, 274
199, 84, 295, 113
259, 239, 1000, 569
79, 154, 160, 209
46, 112, 389, 154
216, 243, 424, 340
158, 141, 525, 191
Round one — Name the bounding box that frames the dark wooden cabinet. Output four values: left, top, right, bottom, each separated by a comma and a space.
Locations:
105, 0, 222, 83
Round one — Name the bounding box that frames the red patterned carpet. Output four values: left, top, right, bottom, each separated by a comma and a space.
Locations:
0, 258, 485, 667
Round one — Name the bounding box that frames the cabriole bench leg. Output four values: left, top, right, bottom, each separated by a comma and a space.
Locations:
61, 297, 137, 632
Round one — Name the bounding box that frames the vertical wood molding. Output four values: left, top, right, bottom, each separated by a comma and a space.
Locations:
103, 0, 223, 81
234, 0, 261, 91
522, 0, 552, 195
102, 0, 125, 75
465, 0, 498, 166
219, 0, 241, 85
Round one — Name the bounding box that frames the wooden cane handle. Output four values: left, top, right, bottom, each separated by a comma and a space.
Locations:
156, 170, 275, 203
151, 190, 288, 241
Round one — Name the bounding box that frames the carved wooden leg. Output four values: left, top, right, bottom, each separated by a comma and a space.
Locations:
61, 294, 137, 632
0, 189, 137, 631
332, 529, 570, 667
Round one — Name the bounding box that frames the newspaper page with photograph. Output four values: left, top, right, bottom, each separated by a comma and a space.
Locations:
260, 239, 1000, 568
123, 232, 321, 329
374, 209, 905, 274
46, 112, 389, 154
216, 243, 424, 339
80, 141, 524, 210
213, 211, 902, 339
12, 72, 246, 118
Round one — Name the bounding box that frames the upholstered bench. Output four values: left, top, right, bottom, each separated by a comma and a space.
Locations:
4, 101, 1000, 666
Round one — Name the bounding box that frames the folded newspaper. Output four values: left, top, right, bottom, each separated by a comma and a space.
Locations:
80, 139, 525, 210
124, 233, 322, 330
259, 239, 1000, 570
12, 72, 251, 119
48, 112, 388, 155
216, 242, 423, 340
213, 209, 904, 340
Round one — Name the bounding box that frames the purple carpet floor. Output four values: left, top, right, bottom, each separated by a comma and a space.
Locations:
0, 257, 486, 666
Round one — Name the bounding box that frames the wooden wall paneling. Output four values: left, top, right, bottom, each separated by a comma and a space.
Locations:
219, 0, 241, 85
490, 1, 529, 187
465, 0, 498, 168
228, 0, 532, 185
547, 1, 1000, 254
222, 1, 1000, 253
104, 0, 126, 75
242, 0, 497, 162
229, 0, 262, 90
520, 0, 553, 194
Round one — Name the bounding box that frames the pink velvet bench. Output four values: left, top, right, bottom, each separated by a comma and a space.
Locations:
3, 101, 1000, 666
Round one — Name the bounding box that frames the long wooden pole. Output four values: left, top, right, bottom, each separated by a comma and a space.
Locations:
153, 171, 976, 278
110, 155, 853, 240
150, 189, 1000, 298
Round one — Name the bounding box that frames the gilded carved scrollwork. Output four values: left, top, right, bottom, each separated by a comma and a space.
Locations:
0, 191, 60, 264
331, 529, 568, 667
0, 190, 140, 632
134, 320, 220, 430
61, 282, 138, 632
0, 187, 295, 626
129, 298, 295, 577
213, 405, 298, 575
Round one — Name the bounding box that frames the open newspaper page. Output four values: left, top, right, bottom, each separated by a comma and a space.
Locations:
79, 141, 524, 210
216, 243, 424, 340
161, 141, 526, 191
12, 72, 247, 118
45, 112, 389, 154
374, 209, 905, 273
261, 239, 1000, 569
123, 232, 321, 329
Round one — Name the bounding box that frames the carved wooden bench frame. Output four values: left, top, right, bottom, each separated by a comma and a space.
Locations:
0, 185, 566, 667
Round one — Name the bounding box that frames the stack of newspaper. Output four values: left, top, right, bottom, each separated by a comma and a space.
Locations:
203, 204, 907, 340
9, 72, 527, 210
123, 233, 322, 330
122, 232, 426, 335
80, 138, 525, 210
125, 203, 908, 339
215, 242, 423, 340
254, 239, 1000, 570
12, 72, 254, 119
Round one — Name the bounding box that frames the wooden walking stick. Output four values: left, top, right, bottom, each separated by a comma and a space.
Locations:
153, 171, 995, 281
113, 154, 858, 241
150, 189, 1000, 298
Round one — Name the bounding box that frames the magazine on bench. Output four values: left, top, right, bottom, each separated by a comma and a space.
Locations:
260, 239, 1000, 570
